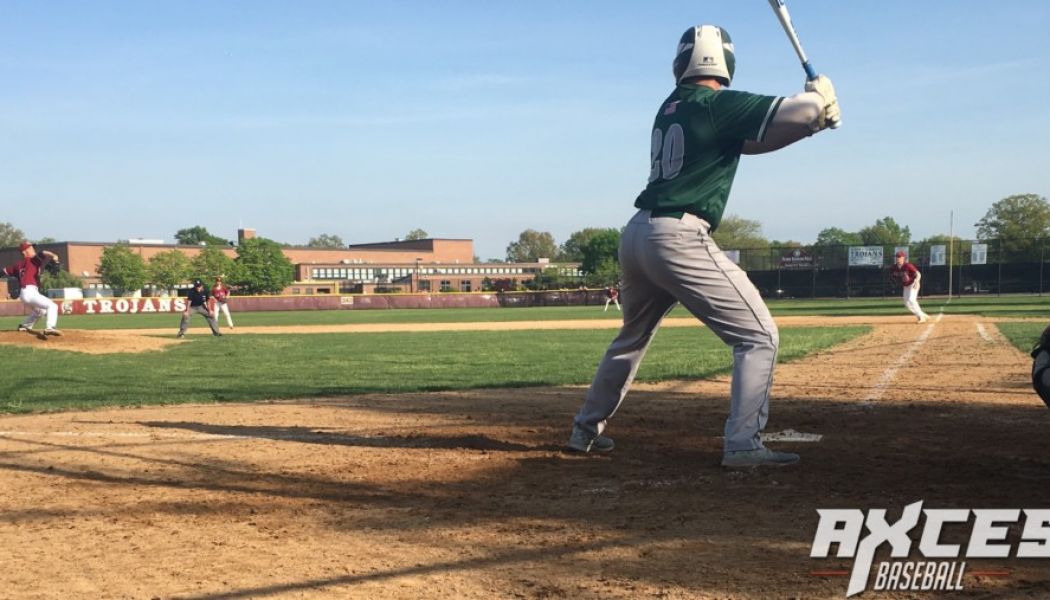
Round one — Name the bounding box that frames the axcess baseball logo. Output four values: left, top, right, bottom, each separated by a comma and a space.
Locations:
811, 501, 1050, 596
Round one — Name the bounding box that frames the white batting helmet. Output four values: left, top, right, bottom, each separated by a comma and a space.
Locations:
673, 25, 736, 86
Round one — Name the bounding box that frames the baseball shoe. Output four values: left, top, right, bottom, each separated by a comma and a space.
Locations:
176, 333, 185, 339
213, 332, 222, 337
566, 425, 615, 453
721, 447, 800, 468
16, 324, 32, 332
918, 314, 929, 323
43, 328, 62, 336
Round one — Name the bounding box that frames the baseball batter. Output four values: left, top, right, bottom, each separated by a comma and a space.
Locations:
890, 251, 929, 323
210, 276, 234, 329
3, 241, 62, 336
567, 25, 840, 468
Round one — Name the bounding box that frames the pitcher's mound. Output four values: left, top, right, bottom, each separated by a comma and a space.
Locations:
0, 329, 179, 354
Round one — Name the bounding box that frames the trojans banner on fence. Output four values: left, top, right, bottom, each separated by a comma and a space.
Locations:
848, 246, 884, 267
58, 297, 189, 316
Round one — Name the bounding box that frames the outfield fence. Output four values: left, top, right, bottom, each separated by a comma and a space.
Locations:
5, 238, 1050, 317
731, 239, 1050, 299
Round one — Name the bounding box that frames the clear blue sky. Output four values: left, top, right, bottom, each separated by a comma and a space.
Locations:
2, 1, 1048, 259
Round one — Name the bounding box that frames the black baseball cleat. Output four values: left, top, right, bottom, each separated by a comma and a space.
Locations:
721, 447, 800, 468
566, 425, 615, 453
176, 333, 185, 339
16, 325, 31, 332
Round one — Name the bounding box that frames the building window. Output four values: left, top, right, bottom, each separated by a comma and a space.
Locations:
460, 280, 472, 292
440, 280, 452, 292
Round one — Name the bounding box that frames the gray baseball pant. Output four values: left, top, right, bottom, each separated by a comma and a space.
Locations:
179, 305, 220, 336
573, 209, 779, 452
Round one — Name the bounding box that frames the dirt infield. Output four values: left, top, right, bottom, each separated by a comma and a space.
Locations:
0, 329, 179, 354
2, 314, 1050, 599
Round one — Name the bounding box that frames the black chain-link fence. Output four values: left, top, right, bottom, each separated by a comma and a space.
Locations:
731, 240, 1050, 299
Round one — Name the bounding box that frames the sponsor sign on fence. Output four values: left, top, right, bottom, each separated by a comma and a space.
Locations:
972, 243, 988, 265
780, 249, 814, 269
930, 244, 946, 266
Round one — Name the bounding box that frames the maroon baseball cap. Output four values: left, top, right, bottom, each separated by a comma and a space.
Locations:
895, 251, 906, 258
18, 241, 31, 251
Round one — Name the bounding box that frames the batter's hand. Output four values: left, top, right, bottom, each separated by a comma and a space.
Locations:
805, 75, 840, 130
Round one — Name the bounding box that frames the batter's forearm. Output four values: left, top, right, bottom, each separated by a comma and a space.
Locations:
741, 91, 823, 154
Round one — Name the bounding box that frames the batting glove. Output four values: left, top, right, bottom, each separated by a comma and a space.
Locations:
804, 75, 840, 130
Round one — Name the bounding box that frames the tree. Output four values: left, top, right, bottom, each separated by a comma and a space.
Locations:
859, 217, 911, 245
191, 245, 235, 283
814, 227, 862, 247
230, 237, 294, 295
41, 268, 83, 291
97, 244, 148, 296
35, 237, 57, 244
913, 234, 972, 266
506, 229, 558, 262
586, 258, 621, 288
148, 250, 191, 293
578, 228, 620, 275
711, 215, 769, 249
306, 233, 345, 248
175, 226, 229, 246
0, 222, 26, 248
404, 229, 429, 241
560, 228, 609, 262
527, 266, 572, 290
975, 193, 1050, 254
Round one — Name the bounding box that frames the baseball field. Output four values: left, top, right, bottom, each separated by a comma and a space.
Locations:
1, 296, 1049, 599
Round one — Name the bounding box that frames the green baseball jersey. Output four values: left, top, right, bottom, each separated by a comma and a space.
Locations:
634, 84, 782, 231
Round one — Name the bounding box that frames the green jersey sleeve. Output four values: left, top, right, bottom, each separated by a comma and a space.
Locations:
710, 90, 782, 143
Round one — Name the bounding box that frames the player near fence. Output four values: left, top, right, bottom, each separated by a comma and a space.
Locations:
177, 278, 221, 338
210, 276, 234, 329
890, 251, 929, 323
603, 287, 621, 312
3, 241, 62, 336
566, 24, 840, 467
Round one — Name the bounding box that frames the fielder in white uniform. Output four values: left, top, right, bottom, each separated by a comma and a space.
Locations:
566, 25, 841, 468
890, 251, 929, 323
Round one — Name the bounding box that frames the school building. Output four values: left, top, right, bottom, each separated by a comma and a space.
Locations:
1, 228, 581, 297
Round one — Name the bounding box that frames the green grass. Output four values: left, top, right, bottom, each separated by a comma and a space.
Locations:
0, 325, 867, 413
4, 294, 1049, 332
0, 305, 634, 330
997, 322, 1046, 354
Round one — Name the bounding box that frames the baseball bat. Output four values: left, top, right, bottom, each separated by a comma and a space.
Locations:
767, 0, 840, 129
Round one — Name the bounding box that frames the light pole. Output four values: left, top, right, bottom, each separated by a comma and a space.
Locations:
415, 258, 422, 293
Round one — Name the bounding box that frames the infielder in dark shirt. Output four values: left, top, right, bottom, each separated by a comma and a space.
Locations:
177, 279, 221, 338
